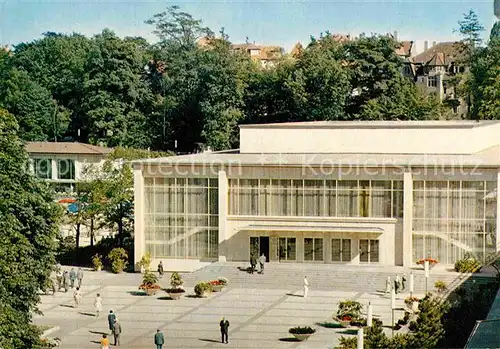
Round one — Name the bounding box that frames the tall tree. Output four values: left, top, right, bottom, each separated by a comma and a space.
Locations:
12, 33, 92, 141
284, 35, 351, 121
0, 108, 61, 348
456, 9, 485, 56
407, 295, 447, 348
82, 29, 153, 147
0, 68, 69, 141
145, 5, 213, 50
467, 34, 500, 119
342, 34, 409, 116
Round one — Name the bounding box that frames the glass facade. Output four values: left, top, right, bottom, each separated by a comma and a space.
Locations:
229, 179, 403, 218
34, 158, 52, 179
413, 180, 497, 264
304, 238, 324, 261
57, 159, 75, 180
144, 177, 218, 260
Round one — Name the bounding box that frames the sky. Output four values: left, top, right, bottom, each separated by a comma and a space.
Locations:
1, 0, 498, 54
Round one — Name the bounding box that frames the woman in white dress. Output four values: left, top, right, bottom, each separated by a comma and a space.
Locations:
94, 293, 103, 317
73, 287, 82, 308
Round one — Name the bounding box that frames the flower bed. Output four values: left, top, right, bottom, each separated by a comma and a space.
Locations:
139, 271, 160, 295
289, 326, 316, 341
194, 282, 213, 297
416, 258, 439, 266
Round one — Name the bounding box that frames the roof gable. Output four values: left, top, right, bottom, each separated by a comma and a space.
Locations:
26, 142, 113, 155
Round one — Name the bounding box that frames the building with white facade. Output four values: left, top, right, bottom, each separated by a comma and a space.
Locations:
133, 121, 500, 271
27, 142, 113, 194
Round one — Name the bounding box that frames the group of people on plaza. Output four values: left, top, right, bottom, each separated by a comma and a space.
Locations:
98, 309, 165, 348
49, 265, 84, 294
249, 253, 267, 274
385, 274, 407, 295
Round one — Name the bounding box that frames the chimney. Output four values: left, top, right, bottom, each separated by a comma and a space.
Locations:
424, 41, 429, 51
393, 31, 398, 41
432, 41, 436, 47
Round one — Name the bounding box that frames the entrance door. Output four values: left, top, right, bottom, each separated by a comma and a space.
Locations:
331, 238, 352, 262
259, 237, 269, 262
359, 239, 379, 263
250, 236, 270, 262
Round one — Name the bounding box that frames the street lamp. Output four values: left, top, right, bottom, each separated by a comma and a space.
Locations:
391, 289, 396, 336
424, 260, 430, 294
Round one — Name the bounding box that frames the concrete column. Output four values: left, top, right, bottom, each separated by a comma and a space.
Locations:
352, 237, 360, 264
74, 159, 82, 181
296, 233, 304, 262
133, 165, 145, 271
51, 158, 58, 180
496, 169, 500, 252
325, 236, 331, 263
403, 171, 413, 267
218, 170, 228, 262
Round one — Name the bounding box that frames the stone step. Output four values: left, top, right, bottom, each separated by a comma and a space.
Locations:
177, 262, 495, 293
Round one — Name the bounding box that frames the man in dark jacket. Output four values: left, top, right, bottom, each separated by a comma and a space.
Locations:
220, 317, 229, 344
112, 318, 122, 346
108, 310, 116, 335
154, 329, 165, 349
250, 254, 257, 274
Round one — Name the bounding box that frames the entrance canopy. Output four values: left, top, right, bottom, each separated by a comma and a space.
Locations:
239, 225, 384, 234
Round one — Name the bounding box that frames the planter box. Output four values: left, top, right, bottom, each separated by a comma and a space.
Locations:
339, 320, 351, 328
211, 285, 224, 292
411, 301, 419, 312
292, 333, 312, 341
145, 288, 159, 296
168, 292, 183, 300
198, 291, 211, 298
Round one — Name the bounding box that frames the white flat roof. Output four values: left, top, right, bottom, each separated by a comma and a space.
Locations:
239, 120, 500, 129
132, 150, 500, 167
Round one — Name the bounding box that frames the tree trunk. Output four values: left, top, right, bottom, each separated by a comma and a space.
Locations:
90, 218, 94, 248
118, 218, 123, 246
75, 223, 81, 262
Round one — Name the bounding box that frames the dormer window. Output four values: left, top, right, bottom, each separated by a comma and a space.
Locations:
249, 49, 260, 56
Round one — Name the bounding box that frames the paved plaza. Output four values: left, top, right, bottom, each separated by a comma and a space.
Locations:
35, 262, 469, 349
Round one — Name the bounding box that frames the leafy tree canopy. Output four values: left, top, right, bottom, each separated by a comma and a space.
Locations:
0, 108, 61, 348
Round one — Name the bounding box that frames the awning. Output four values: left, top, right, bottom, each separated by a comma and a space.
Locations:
239, 225, 384, 234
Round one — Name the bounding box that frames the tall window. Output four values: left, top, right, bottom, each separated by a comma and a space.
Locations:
229, 179, 403, 218
34, 158, 52, 179
413, 180, 497, 264
278, 237, 296, 261
304, 238, 323, 261
428, 76, 438, 88
57, 159, 75, 180
144, 177, 218, 260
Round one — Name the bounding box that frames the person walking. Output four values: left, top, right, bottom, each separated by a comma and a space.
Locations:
94, 293, 103, 317
394, 274, 401, 294
55, 264, 62, 290
303, 276, 309, 298
250, 253, 257, 274
73, 287, 82, 308
154, 329, 165, 349
62, 270, 70, 292
219, 317, 230, 344
384, 276, 392, 296
108, 310, 117, 335
258, 253, 266, 274
50, 276, 57, 296
77, 267, 84, 288
112, 318, 122, 346
100, 334, 110, 349
157, 261, 164, 278
69, 268, 77, 288
401, 274, 407, 291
